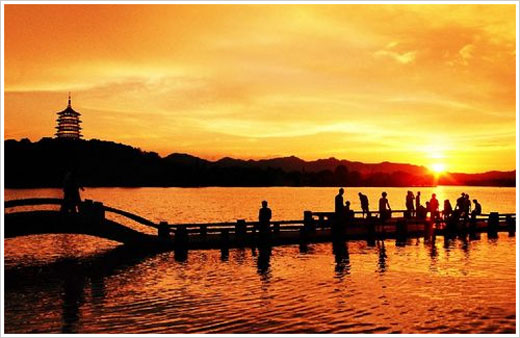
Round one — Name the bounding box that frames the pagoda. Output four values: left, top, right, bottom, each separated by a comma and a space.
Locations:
55, 93, 82, 139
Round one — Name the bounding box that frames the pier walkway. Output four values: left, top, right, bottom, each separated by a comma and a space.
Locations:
4, 198, 516, 251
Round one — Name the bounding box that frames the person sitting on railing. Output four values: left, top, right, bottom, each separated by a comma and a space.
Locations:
258, 200, 272, 236
344, 201, 354, 221
471, 199, 482, 219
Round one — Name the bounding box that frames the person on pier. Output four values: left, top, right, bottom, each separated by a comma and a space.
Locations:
455, 193, 465, 212
429, 194, 440, 221
358, 192, 369, 218
334, 188, 345, 233
258, 200, 272, 238
415, 191, 421, 212
344, 201, 354, 220
442, 199, 453, 221
471, 199, 482, 218
464, 194, 472, 215
61, 169, 84, 214
406, 191, 415, 218
378, 192, 391, 225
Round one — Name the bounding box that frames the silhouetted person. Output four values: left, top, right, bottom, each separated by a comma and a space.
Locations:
258, 200, 272, 237
455, 193, 465, 212
358, 192, 369, 218
425, 201, 431, 219
415, 191, 421, 211
416, 204, 427, 220
405, 190, 415, 218
464, 194, 472, 215
335, 188, 345, 215
344, 201, 354, 220
61, 169, 84, 214
379, 192, 391, 224
429, 193, 439, 221
334, 188, 345, 233
442, 199, 453, 221
471, 199, 481, 218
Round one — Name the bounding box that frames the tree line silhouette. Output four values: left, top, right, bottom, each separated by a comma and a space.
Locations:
4, 138, 515, 188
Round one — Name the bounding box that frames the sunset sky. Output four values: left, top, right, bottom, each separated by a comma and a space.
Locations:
3, 4, 517, 173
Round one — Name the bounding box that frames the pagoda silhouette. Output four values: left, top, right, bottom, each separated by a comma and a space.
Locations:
55, 93, 82, 139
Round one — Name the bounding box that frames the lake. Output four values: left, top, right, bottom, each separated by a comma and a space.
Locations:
3, 186, 517, 333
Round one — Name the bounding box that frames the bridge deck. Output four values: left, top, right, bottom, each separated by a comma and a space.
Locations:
4, 198, 516, 251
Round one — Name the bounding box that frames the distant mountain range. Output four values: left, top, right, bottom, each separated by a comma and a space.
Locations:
166, 153, 430, 176
4, 138, 516, 188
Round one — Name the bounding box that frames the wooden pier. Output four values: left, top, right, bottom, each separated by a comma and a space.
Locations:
4, 198, 517, 252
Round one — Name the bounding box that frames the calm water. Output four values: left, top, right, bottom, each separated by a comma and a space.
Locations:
3, 187, 518, 333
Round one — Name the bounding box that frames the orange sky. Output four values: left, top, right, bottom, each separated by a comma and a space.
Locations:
3, 4, 517, 173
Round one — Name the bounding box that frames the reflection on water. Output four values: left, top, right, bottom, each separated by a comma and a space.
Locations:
4, 234, 516, 334
4, 187, 517, 333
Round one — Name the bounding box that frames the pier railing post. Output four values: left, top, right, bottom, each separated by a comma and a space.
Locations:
220, 229, 229, 247
236, 219, 246, 237
367, 214, 376, 247
304, 211, 314, 233
92, 202, 105, 224
236, 219, 246, 246
506, 215, 515, 237
273, 222, 280, 235
200, 224, 207, 238
175, 225, 188, 246
78, 199, 92, 215
158, 221, 170, 239
318, 215, 325, 230
487, 212, 499, 239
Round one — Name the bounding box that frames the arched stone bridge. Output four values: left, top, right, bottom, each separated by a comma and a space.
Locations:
4, 198, 173, 248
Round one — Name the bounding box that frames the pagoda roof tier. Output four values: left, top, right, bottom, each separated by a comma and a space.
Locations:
55, 126, 82, 131
55, 132, 83, 137
57, 107, 81, 116
56, 118, 83, 123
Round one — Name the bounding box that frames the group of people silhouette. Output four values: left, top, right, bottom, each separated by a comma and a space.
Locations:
334, 188, 482, 225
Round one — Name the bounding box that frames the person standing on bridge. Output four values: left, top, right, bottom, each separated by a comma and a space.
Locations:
429, 194, 440, 221
258, 200, 272, 238
378, 192, 391, 225
406, 191, 415, 218
334, 188, 345, 234
61, 169, 84, 214
358, 192, 369, 218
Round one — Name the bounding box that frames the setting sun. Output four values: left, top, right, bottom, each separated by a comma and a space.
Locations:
431, 163, 446, 174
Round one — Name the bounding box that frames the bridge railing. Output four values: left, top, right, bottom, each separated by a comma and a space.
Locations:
5, 198, 159, 229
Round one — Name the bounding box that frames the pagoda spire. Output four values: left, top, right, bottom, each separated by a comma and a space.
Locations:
68, 92, 71, 107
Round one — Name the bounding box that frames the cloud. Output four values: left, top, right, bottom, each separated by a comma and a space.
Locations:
373, 49, 417, 64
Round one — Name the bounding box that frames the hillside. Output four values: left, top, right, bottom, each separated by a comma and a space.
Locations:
4, 138, 515, 188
